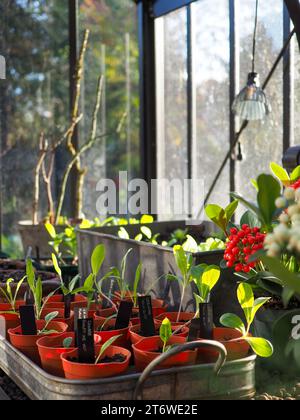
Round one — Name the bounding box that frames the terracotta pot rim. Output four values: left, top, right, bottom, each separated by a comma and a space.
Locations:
8, 321, 68, 338
60, 346, 131, 367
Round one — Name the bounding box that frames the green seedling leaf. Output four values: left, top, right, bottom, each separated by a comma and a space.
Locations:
237, 283, 254, 325
291, 165, 300, 182
270, 162, 290, 186
141, 226, 152, 240
133, 263, 142, 307
257, 174, 281, 229
201, 266, 220, 302
45, 311, 59, 323
95, 334, 122, 364
26, 258, 36, 293
173, 245, 188, 279
91, 244, 105, 276
45, 222, 57, 239
118, 227, 130, 239
220, 313, 246, 335
140, 215, 154, 224
63, 337, 73, 349
245, 336, 273, 358
52, 253, 62, 278
250, 297, 271, 324
160, 318, 172, 353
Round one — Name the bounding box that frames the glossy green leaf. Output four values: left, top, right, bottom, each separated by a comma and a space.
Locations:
257, 174, 281, 229
261, 255, 300, 295
160, 318, 172, 352
220, 313, 245, 334
205, 204, 227, 234
270, 162, 290, 186
51, 253, 62, 278
231, 192, 263, 223
240, 210, 261, 229
250, 297, 271, 324
237, 283, 254, 325
173, 245, 188, 279
291, 165, 300, 182
245, 336, 273, 358
45, 222, 57, 239
91, 244, 105, 276
225, 200, 239, 221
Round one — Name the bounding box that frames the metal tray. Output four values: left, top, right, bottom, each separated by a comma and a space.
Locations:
0, 336, 256, 400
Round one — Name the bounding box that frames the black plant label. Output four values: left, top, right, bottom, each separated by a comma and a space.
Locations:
187, 318, 201, 342
64, 294, 72, 319
199, 303, 214, 340
19, 305, 37, 335
74, 307, 88, 346
115, 300, 133, 330
138, 296, 156, 337
77, 318, 95, 364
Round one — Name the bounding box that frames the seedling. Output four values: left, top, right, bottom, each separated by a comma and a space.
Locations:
167, 245, 208, 322
159, 318, 172, 353
38, 311, 59, 335
26, 259, 59, 320
94, 334, 122, 365
63, 337, 73, 348
45, 222, 77, 263
193, 264, 221, 305
0, 277, 26, 313
205, 200, 239, 237
220, 282, 273, 358
98, 314, 117, 332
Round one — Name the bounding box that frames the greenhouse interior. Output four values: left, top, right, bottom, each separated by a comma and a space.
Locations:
0, 0, 300, 404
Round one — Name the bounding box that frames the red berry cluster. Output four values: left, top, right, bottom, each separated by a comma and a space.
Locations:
291, 179, 300, 190
224, 225, 265, 273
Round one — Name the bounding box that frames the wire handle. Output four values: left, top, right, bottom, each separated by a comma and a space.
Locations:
133, 340, 227, 401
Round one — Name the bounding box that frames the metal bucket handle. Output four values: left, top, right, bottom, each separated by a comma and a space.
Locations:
133, 340, 227, 400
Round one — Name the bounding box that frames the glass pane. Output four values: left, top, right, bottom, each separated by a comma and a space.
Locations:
236, 0, 283, 210
192, 0, 230, 212
79, 0, 140, 218
156, 7, 188, 220
0, 1, 69, 256
294, 37, 300, 145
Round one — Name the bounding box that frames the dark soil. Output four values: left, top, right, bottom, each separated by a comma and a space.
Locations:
0, 270, 57, 282
0, 260, 26, 270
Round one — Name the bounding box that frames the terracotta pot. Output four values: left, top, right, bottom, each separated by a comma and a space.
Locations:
129, 323, 189, 346
44, 294, 88, 310
37, 332, 101, 377
94, 318, 130, 349
0, 301, 25, 312
61, 345, 131, 380
198, 328, 250, 363
40, 308, 74, 331
132, 336, 197, 372
155, 312, 195, 327
8, 320, 68, 365
0, 313, 20, 339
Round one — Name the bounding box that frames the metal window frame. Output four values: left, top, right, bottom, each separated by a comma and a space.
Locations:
152, 0, 198, 18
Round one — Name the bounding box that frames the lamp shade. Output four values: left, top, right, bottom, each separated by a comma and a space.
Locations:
232, 72, 271, 121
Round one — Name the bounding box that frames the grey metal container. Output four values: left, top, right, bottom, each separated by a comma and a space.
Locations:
77, 225, 243, 324
0, 336, 256, 400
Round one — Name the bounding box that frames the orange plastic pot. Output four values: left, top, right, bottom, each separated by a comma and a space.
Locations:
40, 308, 74, 331
44, 294, 88, 310
94, 318, 130, 349
198, 328, 250, 363
155, 312, 195, 326
61, 345, 131, 380
0, 301, 25, 312
0, 313, 20, 339
8, 320, 68, 365
132, 336, 197, 372
129, 323, 189, 346
37, 332, 101, 377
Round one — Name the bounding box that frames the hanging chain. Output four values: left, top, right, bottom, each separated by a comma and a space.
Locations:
252, 0, 259, 73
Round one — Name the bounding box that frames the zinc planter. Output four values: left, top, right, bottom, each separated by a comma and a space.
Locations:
61, 346, 131, 380
37, 332, 102, 377
8, 320, 68, 365
77, 228, 242, 324
132, 336, 197, 372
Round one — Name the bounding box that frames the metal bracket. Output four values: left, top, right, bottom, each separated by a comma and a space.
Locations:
282, 146, 300, 171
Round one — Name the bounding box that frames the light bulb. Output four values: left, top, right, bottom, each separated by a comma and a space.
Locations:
232, 72, 271, 121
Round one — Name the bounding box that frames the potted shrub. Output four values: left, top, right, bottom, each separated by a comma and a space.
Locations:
37, 332, 102, 377
132, 318, 197, 372
8, 312, 68, 364
61, 335, 131, 380
198, 283, 273, 363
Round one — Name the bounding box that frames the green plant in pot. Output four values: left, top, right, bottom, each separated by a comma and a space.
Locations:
0, 277, 26, 313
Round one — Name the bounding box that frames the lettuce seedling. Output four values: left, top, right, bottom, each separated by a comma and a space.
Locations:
0, 277, 25, 313
94, 334, 122, 365
193, 264, 221, 305
220, 282, 273, 358
38, 311, 59, 335
159, 318, 172, 353
63, 337, 73, 348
